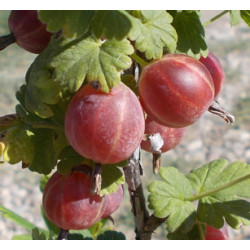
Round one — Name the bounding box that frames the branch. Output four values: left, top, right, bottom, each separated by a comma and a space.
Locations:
124, 147, 167, 240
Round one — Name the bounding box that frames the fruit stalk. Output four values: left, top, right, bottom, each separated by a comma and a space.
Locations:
208, 100, 235, 124
197, 221, 205, 240
90, 163, 102, 195
57, 229, 69, 240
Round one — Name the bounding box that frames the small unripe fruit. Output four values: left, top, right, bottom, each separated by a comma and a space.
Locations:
138, 54, 214, 128
65, 82, 145, 164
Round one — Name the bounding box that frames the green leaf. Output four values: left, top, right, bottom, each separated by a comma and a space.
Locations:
148, 167, 196, 233
39, 175, 50, 193
32, 228, 47, 240
56, 146, 85, 175
12, 234, 33, 240
25, 40, 62, 118
48, 35, 134, 93
230, 10, 241, 26
121, 74, 138, 95
169, 10, 208, 59
100, 165, 125, 196
0, 205, 46, 232
92, 10, 132, 40
67, 230, 93, 240
187, 159, 250, 229
0, 125, 34, 165
127, 10, 177, 60
38, 10, 96, 38
240, 10, 250, 27
96, 230, 126, 240
167, 223, 205, 240
28, 129, 57, 175
0, 114, 20, 133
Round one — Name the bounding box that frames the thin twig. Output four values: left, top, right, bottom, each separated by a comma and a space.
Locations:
124, 147, 167, 240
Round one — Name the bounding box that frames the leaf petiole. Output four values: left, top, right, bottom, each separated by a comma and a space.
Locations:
188, 173, 250, 202
197, 221, 205, 240
131, 53, 149, 68
203, 10, 229, 27
23, 120, 64, 132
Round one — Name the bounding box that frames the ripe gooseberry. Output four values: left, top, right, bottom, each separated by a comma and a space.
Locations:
42, 170, 107, 230
0, 10, 52, 53
141, 117, 187, 153
199, 52, 225, 99
138, 54, 214, 128
205, 224, 229, 240
101, 185, 124, 219
65, 82, 145, 164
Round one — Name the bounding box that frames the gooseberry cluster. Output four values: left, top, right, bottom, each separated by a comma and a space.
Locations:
44, 53, 226, 233
1, 11, 229, 239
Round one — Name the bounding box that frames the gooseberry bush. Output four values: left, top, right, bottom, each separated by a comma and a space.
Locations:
0, 10, 250, 240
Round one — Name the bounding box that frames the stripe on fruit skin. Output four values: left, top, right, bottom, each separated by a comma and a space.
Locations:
162, 55, 215, 94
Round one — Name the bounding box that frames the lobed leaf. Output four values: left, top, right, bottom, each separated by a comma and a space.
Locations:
148, 167, 196, 233
48, 35, 134, 93
39, 10, 132, 40
38, 10, 95, 38
169, 10, 208, 59
91, 10, 132, 40
187, 159, 250, 229
127, 10, 177, 60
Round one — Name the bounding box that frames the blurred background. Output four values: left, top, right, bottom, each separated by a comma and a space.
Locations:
0, 10, 249, 240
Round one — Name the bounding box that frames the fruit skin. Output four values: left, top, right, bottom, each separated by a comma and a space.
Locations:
8, 10, 52, 53
141, 117, 187, 153
42, 170, 107, 230
199, 52, 225, 99
138, 54, 214, 128
101, 185, 124, 219
205, 225, 229, 240
65, 82, 145, 164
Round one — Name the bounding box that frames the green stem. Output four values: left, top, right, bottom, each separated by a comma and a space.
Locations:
203, 10, 229, 27
197, 221, 205, 240
188, 174, 250, 202
131, 53, 149, 68
24, 121, 64, 132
